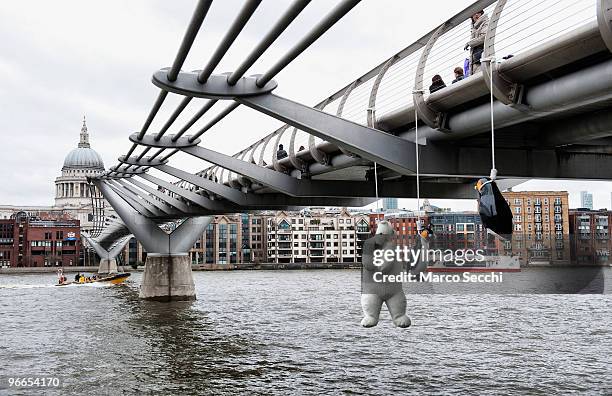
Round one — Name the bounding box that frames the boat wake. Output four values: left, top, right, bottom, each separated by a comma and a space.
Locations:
0, 284, 57, 289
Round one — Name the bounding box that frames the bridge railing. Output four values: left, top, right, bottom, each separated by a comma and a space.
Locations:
92, 0, 610, 219
200, 0, 598, 183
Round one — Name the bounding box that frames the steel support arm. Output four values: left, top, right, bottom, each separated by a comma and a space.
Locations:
180, 145, 409, 197
138, 173, 233, 211
95, 180, 213, 254
105, 181, 161, 218
122, 178, 200, 214
95, 180, 173, 252
150, 165, 375, 207
83, 234, 131, 261
116, 179, 178, 216
236, 93, 418, 175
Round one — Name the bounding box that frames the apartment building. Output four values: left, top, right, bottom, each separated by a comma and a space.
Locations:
569, 208, 611, 265
502, 191, 571, 264
266, 208, 370, 263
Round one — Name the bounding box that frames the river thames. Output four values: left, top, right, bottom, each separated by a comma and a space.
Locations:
1, 269, 611, 395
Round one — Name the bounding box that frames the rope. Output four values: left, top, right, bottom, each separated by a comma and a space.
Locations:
413, 96, 421, 230
414, 106, 421, 231
490, 59, 495, 172
487, 58, 497, 181
374, 162, 380, 213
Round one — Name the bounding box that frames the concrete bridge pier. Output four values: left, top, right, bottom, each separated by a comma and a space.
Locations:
138, 217, 211, 301
94, 180, 212, 301
83, 234, 131, 274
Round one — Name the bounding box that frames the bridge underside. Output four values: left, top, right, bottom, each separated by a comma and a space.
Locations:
90, 0, 612, 300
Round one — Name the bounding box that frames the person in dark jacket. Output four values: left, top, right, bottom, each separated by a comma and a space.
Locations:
429, 75, 446, 93
452, 67, 465, 83
276, 144, 288, 160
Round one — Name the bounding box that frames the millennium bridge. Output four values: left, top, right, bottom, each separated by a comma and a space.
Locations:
85, 0, 612, 300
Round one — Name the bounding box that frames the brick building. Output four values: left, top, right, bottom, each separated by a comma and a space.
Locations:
569, 208, 611, 265
0, 212, 80, 267
502, 191, 571, 265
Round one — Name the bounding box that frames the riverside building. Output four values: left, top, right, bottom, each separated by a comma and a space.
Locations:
0, 212, 80, 268
266, 208, 370, 264
569, 208, 611, 265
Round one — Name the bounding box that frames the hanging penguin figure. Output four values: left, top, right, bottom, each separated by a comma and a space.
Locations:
475, 178, 513, 238
410, 221, 433, 278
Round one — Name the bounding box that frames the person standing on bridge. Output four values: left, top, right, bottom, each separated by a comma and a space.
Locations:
452, 67, 465, 83
276, 144, 288, 160
465, 10, 489, 75
429, 75, 446, 93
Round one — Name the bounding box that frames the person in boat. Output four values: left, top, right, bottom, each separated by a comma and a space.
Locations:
74, 272, 80, 282
79, 275, 85, 283
57, 269, 66, 284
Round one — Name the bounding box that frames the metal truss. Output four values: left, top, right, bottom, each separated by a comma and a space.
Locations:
89, 0, 612, 249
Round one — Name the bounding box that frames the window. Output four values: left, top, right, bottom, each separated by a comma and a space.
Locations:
554, 197, 562, 205
514, 207, 521, 214
513, 198, 522, 205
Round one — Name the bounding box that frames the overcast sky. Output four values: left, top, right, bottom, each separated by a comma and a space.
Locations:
0, 0, 610, 211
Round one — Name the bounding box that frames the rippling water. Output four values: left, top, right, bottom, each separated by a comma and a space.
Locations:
1, 269, 611, 395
